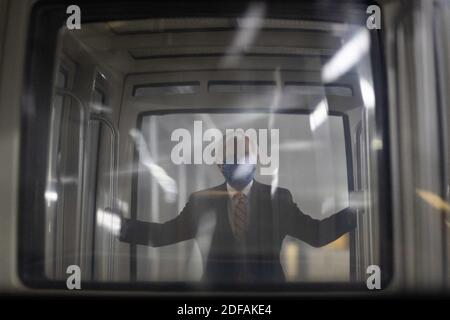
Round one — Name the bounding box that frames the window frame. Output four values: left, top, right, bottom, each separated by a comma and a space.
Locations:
19, 0, 392, 292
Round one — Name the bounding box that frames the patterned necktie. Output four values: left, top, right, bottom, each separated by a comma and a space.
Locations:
232, 192, 248, 241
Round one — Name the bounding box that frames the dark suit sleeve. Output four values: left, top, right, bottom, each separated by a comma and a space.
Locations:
118, 194, 197, 247
281, 190, 356, 247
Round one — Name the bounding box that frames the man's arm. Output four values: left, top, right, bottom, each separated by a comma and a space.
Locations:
281, 190, 356, 247
119, 195, 197, 247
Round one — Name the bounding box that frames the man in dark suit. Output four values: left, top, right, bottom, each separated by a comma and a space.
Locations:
119, 133, 356, 283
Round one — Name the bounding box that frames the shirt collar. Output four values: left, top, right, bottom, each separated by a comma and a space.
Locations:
226, 180, 253, 200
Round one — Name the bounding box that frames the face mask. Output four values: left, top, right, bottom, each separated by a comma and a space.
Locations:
221, 163, 256, 190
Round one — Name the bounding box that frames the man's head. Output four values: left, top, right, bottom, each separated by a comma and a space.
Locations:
216, 131, 258, 190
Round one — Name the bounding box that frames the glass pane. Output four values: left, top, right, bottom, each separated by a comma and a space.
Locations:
208, 81, 275, 93
134, 82, 200, 96
284, 84, 353, 97
25, 1, 388, 290
135, 112, 350, 282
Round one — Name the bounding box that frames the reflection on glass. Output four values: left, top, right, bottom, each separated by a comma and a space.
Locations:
41, 4, 381, 287
128, 113, 352, 282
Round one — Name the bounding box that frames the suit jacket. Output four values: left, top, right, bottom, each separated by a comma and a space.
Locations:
119, 180, 356, 283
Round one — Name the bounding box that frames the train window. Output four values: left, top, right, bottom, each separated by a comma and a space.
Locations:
208, 81, 276, 94
284, 83, 354, 97
134, 111, 351, 282
44, 59, 76, 280
134, 82, 201, 97
21, 2, 390, 290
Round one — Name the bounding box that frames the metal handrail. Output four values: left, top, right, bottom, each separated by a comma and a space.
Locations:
55, 89, 120, 280
90, 113, 120, 211
55, 89, 88, 248
90, 113, 120, 279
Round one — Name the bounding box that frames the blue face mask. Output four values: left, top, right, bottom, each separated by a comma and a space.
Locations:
221, 163, 256, 190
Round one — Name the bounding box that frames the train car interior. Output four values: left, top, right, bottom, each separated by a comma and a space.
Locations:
0, 0, 448, 295
33, 3, 386, 287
